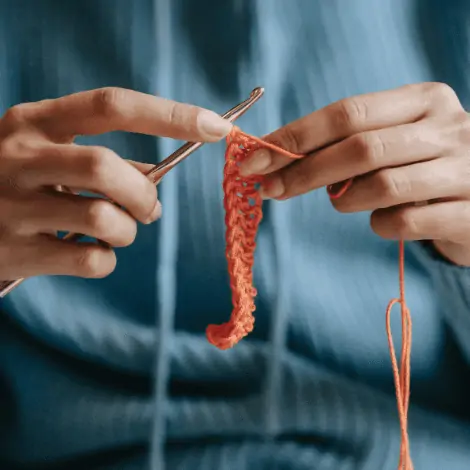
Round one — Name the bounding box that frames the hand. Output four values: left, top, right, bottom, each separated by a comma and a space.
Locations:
0, 87, 232, 280
240, 82, 470, 266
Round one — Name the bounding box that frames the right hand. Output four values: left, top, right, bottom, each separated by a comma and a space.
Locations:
0, 87, 232, 281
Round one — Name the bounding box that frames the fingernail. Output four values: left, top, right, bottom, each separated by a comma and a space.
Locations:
145, 200, 162, 224
239, 150, 272, 176
259, 177, 285, 199
197, 110, 232, 140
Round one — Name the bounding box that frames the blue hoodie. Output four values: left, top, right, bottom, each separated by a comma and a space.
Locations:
2, 1, 470, 469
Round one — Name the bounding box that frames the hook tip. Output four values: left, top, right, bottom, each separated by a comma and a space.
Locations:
251, 87, 265, 98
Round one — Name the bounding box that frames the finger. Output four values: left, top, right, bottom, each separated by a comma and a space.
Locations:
3, 192, 140, 247
259, 119, 450, 200
15, 87, 232, 142
0, 235, 117, 279
52, 161, 156, 195
370, 200, 470, 243
331, 156, 467, 213
21, 144, 160, 224
240, 82, 462, 176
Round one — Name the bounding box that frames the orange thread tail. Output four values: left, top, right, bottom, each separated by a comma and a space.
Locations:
206, 127, 301, 350
386, 240, 413, 470
328, 179, 413, 470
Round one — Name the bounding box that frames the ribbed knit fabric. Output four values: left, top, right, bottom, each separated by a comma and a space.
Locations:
2, 1, 470, 469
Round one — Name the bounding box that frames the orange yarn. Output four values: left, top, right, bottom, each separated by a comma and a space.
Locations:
206, 127, 301, 350
329, 181, 413, 470
206, 128, 413, 468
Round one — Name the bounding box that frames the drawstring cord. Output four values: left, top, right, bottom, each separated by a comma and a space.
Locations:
151, 0, 177, 468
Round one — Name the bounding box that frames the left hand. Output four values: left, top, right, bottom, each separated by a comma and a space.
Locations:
239, 82, 470, 266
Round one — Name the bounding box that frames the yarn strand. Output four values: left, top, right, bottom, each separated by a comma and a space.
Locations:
385, 240, 413, 470
329, 182, 413, 470
206, 128, 413, 469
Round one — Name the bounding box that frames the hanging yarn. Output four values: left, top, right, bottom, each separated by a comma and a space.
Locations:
329, 181, 413, 470
206, 127, 413, 469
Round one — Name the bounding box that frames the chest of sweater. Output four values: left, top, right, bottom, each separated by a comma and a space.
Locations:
0, 0, 463, 403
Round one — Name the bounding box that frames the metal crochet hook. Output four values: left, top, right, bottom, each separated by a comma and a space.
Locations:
0, 87, 265, 297
146, 86, 264, 184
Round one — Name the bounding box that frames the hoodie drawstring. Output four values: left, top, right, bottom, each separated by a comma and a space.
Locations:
151, 0, 178, 468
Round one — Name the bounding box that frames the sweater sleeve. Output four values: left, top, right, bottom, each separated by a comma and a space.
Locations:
412, 241, 470, 363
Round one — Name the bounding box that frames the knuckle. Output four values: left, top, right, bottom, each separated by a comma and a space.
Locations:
166, 101, 183, 127
278, 124, 303, 154
394, 209, 419, 238
424, 82, 460, 108
351, 132, 386, 167
84, 200, 137, 247
2, 104, 30, 127
165, 101, 204, 139
165, 101, 199, 136
375, 170, 406, 201
85, 200, 114, 234
0, 134, 37, 160
93, 87, 126, 118
75, 245, 116, 278
428, 82, 457, 100
0, 137, 30, 191
83, 146, 114, 182
334, 97, 368, 132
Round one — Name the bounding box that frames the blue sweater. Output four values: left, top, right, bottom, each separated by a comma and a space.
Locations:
2, 1, 470, 469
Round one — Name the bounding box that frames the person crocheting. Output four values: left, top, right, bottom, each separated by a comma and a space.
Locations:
2, 2, 470, 470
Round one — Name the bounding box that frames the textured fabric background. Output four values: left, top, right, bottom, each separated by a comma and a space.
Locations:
1, 1, 470, 469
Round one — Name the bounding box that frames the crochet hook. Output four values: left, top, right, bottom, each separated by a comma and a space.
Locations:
145, 86, 264, 184
0, 87, 265, 297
